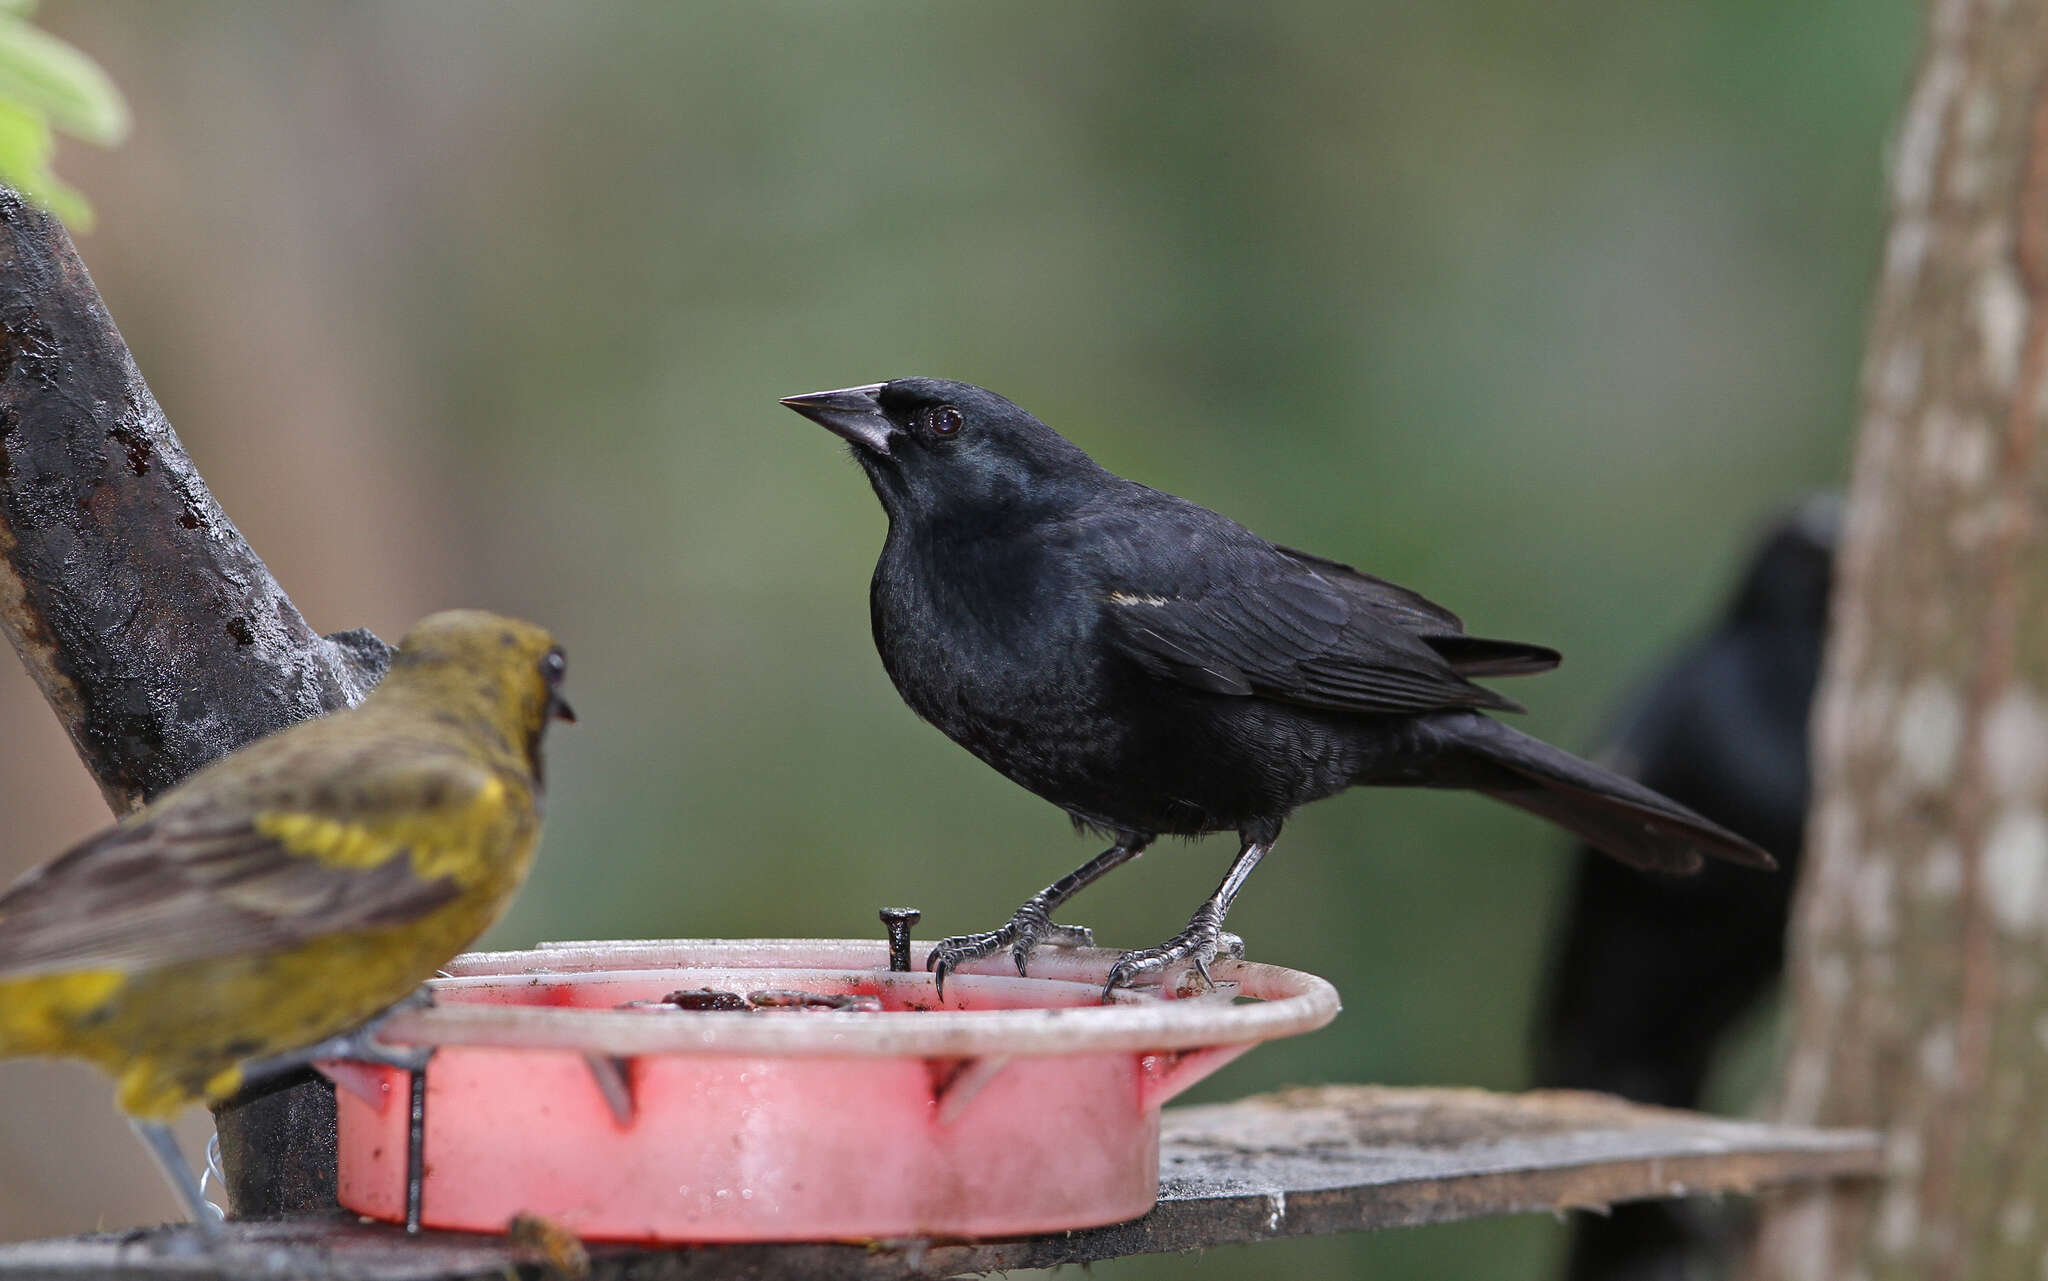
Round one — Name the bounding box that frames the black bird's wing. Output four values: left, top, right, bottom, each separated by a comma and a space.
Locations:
1271, 544, 1563, 679
1090, 499, 1558, 717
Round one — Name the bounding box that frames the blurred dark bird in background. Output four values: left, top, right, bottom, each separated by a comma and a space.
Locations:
1532, 498, 1838, 1281
783, 378, 1774, 998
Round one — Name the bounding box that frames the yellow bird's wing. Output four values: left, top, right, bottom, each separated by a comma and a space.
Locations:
0, 754, 504, 979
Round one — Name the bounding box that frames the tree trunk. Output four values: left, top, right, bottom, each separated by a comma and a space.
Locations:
1752, 1, 2048, 1277
0, 189, 388, 813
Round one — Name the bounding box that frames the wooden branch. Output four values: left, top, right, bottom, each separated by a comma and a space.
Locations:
0, 1087, 1882, 1280
0, 188, 388, 814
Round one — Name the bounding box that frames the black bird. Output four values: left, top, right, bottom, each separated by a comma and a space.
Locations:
782, 378, 1774, 996
1533, 498, 1836, 1281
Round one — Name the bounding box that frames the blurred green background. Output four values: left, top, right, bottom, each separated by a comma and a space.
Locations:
0, 1, 1915, 1273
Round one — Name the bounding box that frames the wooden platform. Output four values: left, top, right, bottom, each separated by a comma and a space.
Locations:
0, 1085, 1880, 1280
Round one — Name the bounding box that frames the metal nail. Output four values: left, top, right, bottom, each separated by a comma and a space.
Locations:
879, 907, 921, 972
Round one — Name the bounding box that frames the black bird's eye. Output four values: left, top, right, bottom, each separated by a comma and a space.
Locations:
541, 648, 566, 685
929, 405, 964, 437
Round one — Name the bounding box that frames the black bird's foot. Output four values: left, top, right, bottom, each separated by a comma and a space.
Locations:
1102, 910, 1243, 1000
927, 899, 1096, 996
1043, 922, 1098, 948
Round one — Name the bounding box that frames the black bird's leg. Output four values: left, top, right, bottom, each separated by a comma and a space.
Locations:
928, 835, 1151, 995
130, 1119, 224, 1239
1103, 834, 1272, 999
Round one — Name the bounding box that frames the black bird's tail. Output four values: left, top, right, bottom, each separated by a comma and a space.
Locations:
1450, 716, 1776, 875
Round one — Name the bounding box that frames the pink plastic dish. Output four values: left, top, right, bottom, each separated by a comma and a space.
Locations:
328, 938, 1338, 1242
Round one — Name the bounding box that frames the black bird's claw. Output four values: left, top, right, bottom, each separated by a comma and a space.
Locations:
1040, 922, 1098, 949
926, 901, 1095, 997
1101, 912, 1241, 1002
925, 930, 1004, 998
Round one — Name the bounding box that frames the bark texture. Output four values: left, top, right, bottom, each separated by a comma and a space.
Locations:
0, 188, 384, 1214
1752, 1, 2048, 1277
0, 189, 388, 813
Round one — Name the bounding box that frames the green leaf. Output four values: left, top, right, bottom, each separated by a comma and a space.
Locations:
0, 94, 49, 167
0, 96, 94, 230
0, 16, 127, 146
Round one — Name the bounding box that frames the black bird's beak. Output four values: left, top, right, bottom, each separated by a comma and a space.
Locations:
549, 692, 577, 724
780, 384, 895, 456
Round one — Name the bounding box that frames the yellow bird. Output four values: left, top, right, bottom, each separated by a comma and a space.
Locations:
0, 609, 573, 1230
